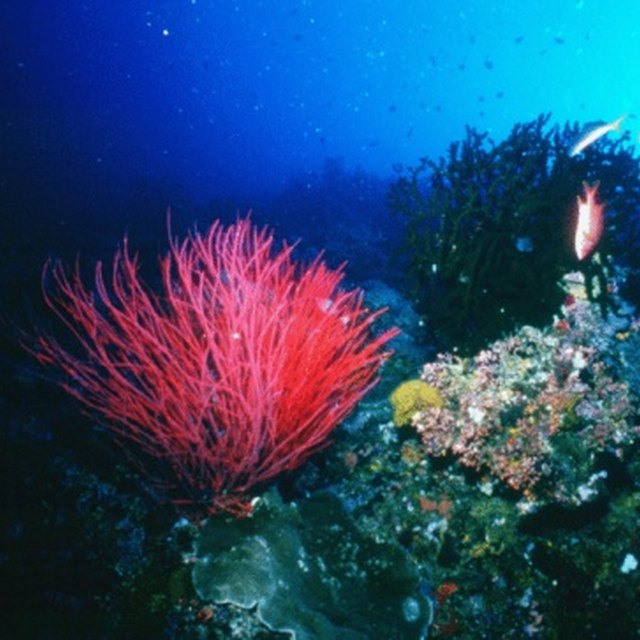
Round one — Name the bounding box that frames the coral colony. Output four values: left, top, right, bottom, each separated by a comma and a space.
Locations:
24, 115, 640, 637
32, 218, 399, 515
389, 113, 640, 354
412, 287, 638, 502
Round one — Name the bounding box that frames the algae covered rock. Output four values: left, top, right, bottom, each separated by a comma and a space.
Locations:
192, 490, 432, 639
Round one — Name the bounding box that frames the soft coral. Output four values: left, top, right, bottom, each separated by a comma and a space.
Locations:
32, 216, 399, 515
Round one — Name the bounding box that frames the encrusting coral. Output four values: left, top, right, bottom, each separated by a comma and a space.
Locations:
410, 274, 639, 503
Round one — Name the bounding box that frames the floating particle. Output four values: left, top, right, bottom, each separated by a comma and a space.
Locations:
515, 236, 534, 253
621, 553, 638, 574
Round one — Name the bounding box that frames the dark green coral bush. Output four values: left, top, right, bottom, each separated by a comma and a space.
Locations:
390, 114, 640, 354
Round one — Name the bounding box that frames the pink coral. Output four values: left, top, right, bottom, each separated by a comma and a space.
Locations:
413, 298, 638, 499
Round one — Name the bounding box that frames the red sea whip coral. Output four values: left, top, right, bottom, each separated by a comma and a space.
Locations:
33, 217, 399, 515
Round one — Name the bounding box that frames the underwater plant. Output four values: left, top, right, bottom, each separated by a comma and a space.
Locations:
389, 113, 640, 354
30, 217, 399, 516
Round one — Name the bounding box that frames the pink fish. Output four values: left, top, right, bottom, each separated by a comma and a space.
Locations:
574, 181, 604, 261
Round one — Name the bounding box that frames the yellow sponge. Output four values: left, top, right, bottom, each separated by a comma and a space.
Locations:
389, 379, 443, 426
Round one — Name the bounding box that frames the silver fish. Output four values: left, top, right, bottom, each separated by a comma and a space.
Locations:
569, 114, 625, 157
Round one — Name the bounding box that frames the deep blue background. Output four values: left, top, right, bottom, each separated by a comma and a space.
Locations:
2, 0, 639, 207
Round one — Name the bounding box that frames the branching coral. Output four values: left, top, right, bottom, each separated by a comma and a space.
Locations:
31, 217, 399, 516
389, 114, 640, 354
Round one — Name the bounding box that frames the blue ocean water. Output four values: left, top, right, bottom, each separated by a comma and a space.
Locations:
2, 0, 638, 203
2, 2, 640, 639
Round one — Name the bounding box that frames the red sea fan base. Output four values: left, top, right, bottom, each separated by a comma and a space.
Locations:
34, 217, 399, 515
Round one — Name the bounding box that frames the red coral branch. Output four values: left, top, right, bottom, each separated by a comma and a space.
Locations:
34, 217, 399, 515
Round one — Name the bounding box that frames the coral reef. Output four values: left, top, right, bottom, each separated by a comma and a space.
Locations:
8, 123, 640, 639
314, 286, 640, 638
389, 113, 640, 353
7, 269, 640, 638
411, 276, 639, 503
191, 489, 432, 640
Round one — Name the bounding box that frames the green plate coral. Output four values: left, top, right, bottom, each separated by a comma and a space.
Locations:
191, 490, 432, 639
